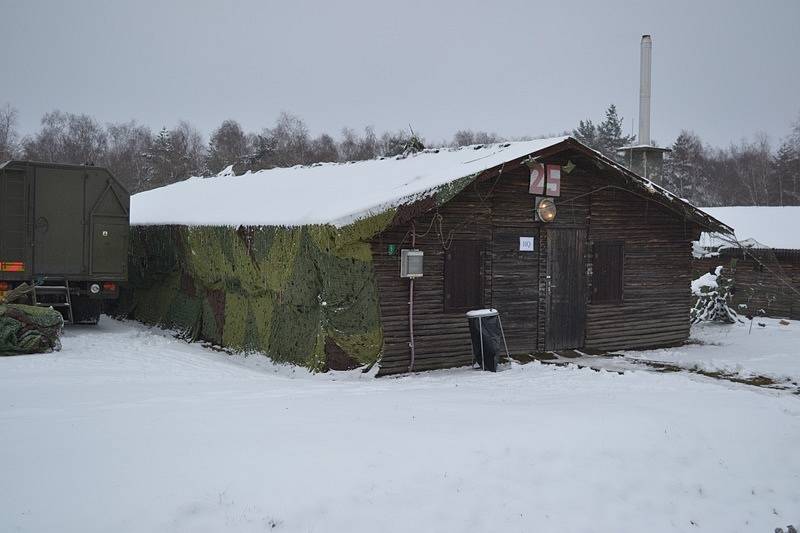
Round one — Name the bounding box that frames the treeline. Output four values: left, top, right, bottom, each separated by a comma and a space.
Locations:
2, 101, 799, 206
572, 105, 800, 207
0, 104, 499, 193
664, 130, 800, 206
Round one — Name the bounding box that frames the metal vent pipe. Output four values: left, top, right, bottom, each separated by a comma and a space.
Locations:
638, 34, 652, 146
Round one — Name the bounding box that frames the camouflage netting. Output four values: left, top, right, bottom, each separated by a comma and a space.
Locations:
0, 304, 64, 355
119, 210, 397, 371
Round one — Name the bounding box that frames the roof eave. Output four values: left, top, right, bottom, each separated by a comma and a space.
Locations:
551, 138, 733, 235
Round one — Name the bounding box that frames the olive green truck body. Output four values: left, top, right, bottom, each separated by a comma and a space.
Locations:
0, 161, 129, 321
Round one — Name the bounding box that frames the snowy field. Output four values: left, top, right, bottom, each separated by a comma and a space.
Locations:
2, 319, 799, 532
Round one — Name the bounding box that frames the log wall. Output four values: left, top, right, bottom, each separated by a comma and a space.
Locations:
585, 186, 700, 350
372, 157, 702, 376
371, 181, 494, 375
694, 251, 800, 320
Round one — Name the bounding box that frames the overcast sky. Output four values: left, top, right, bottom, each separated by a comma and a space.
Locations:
2, 0, 799, 147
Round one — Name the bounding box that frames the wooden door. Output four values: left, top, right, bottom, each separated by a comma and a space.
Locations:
546, 228, 587, 350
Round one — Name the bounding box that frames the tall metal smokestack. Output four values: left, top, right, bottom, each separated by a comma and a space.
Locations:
638, 34, 652, 146
621, 34, 668, 182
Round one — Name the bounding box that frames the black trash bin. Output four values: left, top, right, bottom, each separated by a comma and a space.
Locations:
466, 309, 507, 372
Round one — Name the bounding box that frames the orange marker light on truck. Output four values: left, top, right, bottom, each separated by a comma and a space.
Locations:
0, 262, 25, 272
102, 282, 117, 292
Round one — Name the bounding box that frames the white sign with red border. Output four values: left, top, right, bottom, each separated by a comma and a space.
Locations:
546, 164, 561, 197
528, 163, 545, 195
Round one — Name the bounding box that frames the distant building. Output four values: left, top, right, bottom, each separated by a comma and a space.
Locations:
695, 206, 800, 320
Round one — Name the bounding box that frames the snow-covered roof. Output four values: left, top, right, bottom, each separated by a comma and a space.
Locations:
130, 135, 729, 233
131, 138, 568, 227
698, 206, 800, 251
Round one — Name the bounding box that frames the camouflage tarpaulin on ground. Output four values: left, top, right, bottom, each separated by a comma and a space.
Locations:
0, 304, 64, 355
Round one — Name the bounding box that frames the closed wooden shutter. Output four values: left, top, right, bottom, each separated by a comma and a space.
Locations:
444, 241, 483, 312
592, 241, 624, 303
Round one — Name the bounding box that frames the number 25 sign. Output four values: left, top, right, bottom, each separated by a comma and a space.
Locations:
528, 163, 561, 197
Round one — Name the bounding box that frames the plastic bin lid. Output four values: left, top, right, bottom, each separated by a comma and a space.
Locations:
465, 308, 498, 318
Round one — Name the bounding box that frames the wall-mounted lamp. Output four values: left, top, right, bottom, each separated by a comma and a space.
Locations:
535, 197, 557, 223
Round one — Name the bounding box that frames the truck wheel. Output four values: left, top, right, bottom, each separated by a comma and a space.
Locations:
70, 296, 102, 325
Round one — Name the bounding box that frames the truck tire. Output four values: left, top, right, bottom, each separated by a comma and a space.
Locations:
70, 296, 102, 325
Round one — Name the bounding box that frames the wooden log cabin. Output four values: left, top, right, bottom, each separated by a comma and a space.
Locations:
372, 138, 729, 375
128, 136, 730, 375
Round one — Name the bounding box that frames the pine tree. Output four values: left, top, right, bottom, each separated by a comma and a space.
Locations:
664, 130, 706, 202
773, 140, 799, 205
691, 264, 741, 324
571, 119, 598, 151
595, 104, 635, 161
145, 127, 174, 188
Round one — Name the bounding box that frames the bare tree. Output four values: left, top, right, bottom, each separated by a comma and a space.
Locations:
0, 104, 20, 161
206, 119, 249, 174
103, 121, 153, 192
339, 126, 379, 161
451, 129, 501, 147
171, 120, 206, 177
733, 133, 773, 206
380, 130, 410, 157
269, 112, 312, 166
238, 113, 313, 171
23, 110, 107, 164
309, 133, 338, 163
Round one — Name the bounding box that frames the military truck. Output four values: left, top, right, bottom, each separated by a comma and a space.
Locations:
0, 161, 129, 324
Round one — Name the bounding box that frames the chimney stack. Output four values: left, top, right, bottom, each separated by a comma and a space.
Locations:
638, 34, 652, 146
620, 34, 669, 183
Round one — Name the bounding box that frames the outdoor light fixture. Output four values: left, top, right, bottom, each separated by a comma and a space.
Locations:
535, 197, 557, 223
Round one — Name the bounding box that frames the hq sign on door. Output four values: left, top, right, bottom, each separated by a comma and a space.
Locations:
519, 237, 535, 251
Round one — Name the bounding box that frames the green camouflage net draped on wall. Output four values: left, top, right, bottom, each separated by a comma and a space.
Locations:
120, 210, 396, 371
0, 304, 64, 355
120, 170, 484, 371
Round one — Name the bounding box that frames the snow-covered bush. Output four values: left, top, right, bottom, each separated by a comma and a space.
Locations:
691, 266, 741, 324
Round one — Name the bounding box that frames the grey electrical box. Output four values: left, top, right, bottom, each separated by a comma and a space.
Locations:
400, 249, 424, 278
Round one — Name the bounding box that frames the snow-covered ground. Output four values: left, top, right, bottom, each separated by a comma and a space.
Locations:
2, 319, 799, 532
626, 316, 800, 384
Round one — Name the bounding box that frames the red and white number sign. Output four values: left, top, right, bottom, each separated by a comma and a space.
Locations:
528, 163, 545, 195
546, 164, 561, 197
